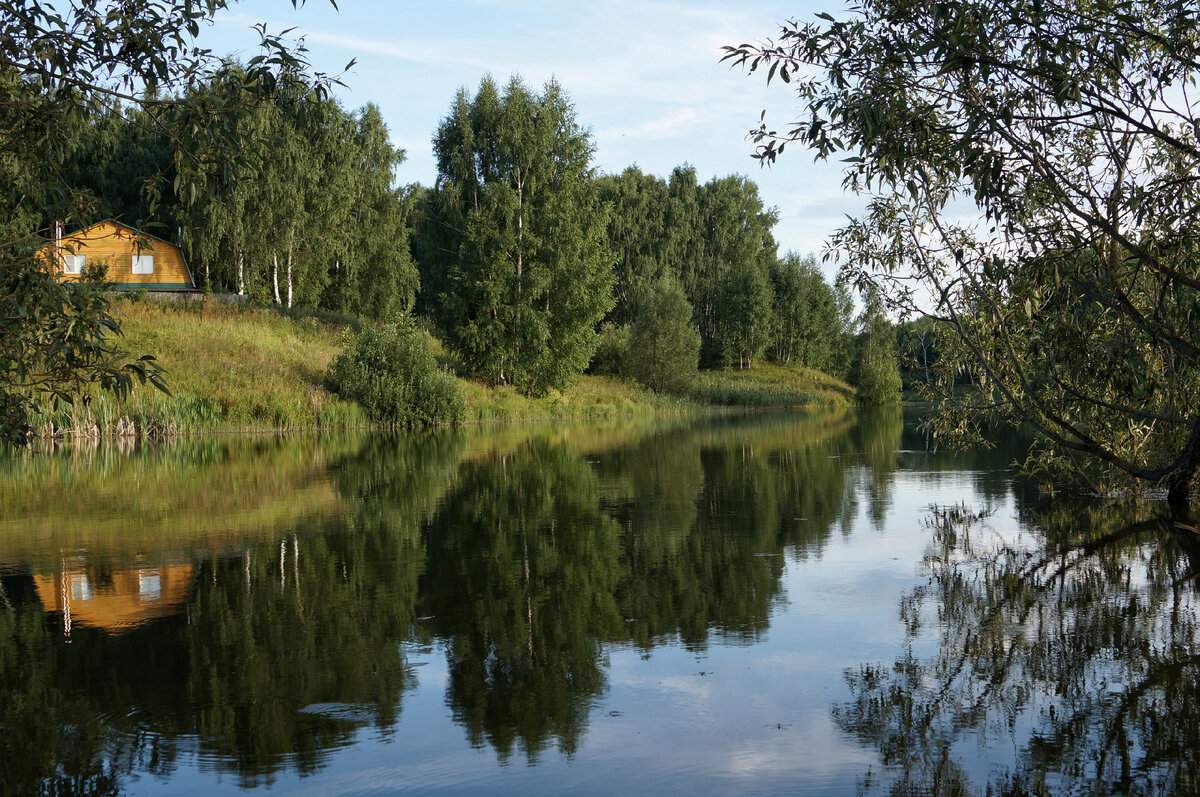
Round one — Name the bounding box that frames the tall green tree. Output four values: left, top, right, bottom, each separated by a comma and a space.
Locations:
425, 75, 614, 394
689, 175, 779, 365
58, 102, 179, 235
594, 167, 672, 325
727, 0, 1200, 501
851, 293, 902, 406
768, 252, 851, 374
178, 72, 414, 316
319, 105, 417, 319
717, 261, 774, 368
627, 279, 701, 393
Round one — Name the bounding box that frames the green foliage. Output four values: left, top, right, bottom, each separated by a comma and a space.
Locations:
0, 0, 337, 446
729, 0, 1200, 497
686, 174, 779, 365
423, 75, 614, 395
589, 166, 782, 368
58, 103, 178, 234
326, 319, 465, 427
851, 302, 902, 406
628, 280, 701, 393
594, 167, 673, 326
717, 262, 774, 368
174, 71, 415, 317
0, 256, 167, 446
767, 252, 852, 376
588, 322, 631, 378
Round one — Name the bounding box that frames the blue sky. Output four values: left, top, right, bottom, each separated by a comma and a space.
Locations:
206, 1, 858, 276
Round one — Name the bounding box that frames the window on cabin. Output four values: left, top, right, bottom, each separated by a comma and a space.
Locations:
63, 254, 85, 275
132, 254, 154, 275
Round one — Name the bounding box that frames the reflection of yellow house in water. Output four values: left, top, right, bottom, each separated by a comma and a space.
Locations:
34, 561, 196, 635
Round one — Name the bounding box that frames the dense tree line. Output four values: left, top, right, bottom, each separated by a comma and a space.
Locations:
591, 165, 869, 386
43, 69, 887, 404
52, 68, 418, 321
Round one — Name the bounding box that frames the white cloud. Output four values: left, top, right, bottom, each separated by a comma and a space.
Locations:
599, 107, 704, 143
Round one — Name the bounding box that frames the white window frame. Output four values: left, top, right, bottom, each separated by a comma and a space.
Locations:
132, 254, 154, 275
63, 254, 85, 275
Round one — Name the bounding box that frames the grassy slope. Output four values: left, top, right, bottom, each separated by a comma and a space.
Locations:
691, 361, 855, 407
55, 298, 365, 434
41, 298, 855, 436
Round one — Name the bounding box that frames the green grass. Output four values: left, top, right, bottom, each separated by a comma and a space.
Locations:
689, 361, 856, 407
460, 374, 696, 422
33, 298, 855, 437
38, 297, 365, 437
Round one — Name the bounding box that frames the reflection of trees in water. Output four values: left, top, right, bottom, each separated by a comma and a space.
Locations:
836, 499, 1200, 795
0, 433, 465, 793
0, 513, 426, 793
853, 406, 904, 531
417, 409, 901, 763
0, 409, 911, 786
602, 413, 861, 651
420, 440, 623, 763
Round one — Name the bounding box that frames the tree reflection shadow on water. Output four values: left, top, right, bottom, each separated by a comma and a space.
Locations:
0, 409, 895, 791
836, 498, 1200, 795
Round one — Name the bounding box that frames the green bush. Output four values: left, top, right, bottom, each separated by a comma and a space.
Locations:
588, 322, 630, 377
326, 320, 466, 426
628, 281, 700, 394
851, 314, 903, 406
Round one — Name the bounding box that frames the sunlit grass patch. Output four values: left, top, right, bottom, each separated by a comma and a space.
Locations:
34, 297, 855, 438
40, 297, 363, 437
690, 362, 854, 408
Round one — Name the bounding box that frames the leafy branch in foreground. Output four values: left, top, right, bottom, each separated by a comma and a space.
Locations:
728, 0, 1200, 502
0, 261, 168, 445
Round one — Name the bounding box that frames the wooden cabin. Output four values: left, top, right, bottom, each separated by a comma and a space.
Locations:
43, 219, 196, 291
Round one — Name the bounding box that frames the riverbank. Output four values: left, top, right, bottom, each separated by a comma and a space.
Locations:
35, 297, 855, 438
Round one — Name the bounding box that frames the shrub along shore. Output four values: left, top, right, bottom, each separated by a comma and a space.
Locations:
34, 298, 855, 440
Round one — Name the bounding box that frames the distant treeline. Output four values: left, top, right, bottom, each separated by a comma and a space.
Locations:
42, 69, 898, 399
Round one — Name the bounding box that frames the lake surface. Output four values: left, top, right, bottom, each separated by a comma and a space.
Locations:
1, 408, 1198, 795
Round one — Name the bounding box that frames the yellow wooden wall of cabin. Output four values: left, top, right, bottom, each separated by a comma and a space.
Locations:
56, 220, 193, 287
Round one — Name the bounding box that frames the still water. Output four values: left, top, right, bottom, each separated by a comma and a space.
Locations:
1, 408, 1198, 795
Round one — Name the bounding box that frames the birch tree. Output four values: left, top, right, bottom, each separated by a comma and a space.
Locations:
428, 75, 613, 394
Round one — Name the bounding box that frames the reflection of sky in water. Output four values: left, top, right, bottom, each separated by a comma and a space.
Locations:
124, 451, 1014, 796
5, 415, 1190, 795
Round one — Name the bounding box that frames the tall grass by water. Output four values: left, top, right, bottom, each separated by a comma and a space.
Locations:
690, 362, 855, 407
